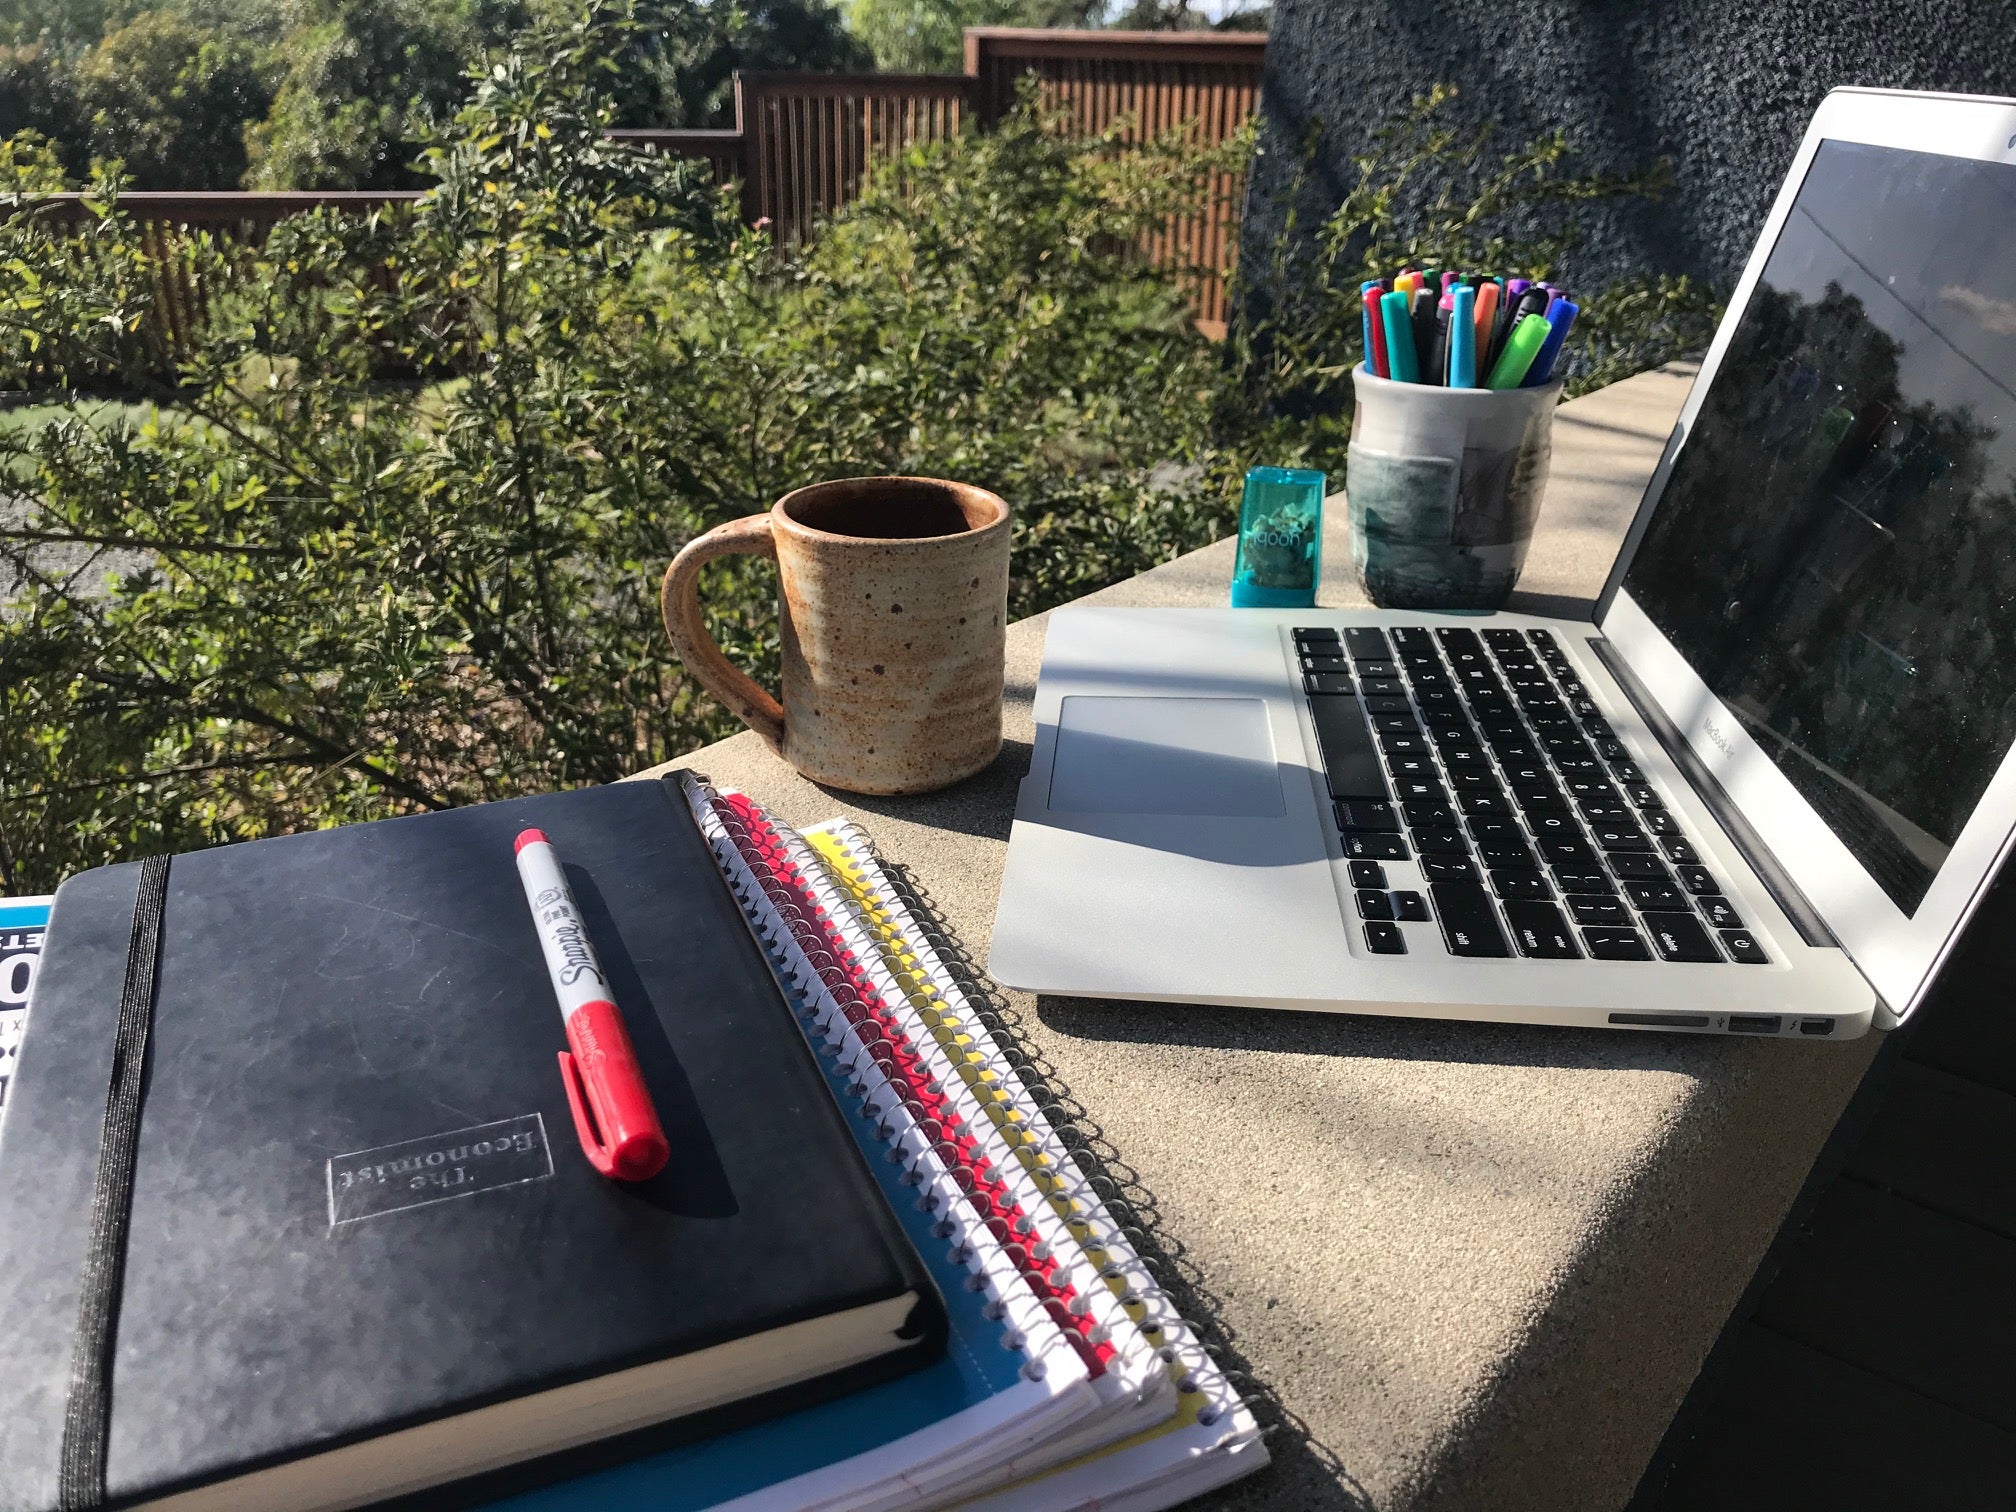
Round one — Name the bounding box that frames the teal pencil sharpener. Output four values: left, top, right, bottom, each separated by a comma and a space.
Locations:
1230, 466, 1326, 608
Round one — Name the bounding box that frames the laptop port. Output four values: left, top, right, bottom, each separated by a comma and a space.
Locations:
1608, 1012, 1711, 1028
1799, 1018, 1835, 1036
1727, 1014, 1781, 1034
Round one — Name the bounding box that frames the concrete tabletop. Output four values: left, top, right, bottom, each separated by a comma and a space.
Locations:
640, 364, 1883, 1511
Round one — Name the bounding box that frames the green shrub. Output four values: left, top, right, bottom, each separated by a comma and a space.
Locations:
0, 6, 1244, 891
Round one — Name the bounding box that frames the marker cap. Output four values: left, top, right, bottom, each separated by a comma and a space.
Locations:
560, 1001, 672, 1181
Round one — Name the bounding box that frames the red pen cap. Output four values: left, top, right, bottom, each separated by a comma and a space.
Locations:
558, 999, 672, 1181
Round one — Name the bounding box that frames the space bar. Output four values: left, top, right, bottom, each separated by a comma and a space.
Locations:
1430, 880, 1512, 957
1307, 695, 1388, 800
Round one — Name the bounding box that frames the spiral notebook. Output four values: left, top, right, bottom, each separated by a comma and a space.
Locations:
644, 775, 1269, 1510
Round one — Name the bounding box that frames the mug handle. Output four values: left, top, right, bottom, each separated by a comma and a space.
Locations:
660, 515, 786, 750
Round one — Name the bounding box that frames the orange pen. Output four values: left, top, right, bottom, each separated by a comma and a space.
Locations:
1472, 280, 1501, 358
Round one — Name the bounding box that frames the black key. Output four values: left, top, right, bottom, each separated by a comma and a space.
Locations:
1355, 659, 1400, 681
1552, 755, 1603, 777
1388, 755, 1440, 784
1457, 791, 1513, 817
1557, 676, 1587, 697
1466, 816, 1525, 845
1568, 895, 1629, 925
1479, 842, 1538, 871
1594, 738, 1629, 763
1308, 693, 1387, 800
1295, 627, 1341, 646
1342, 831, 1410, 861
1578, 801, 1635, 824
1429, 725, 1479, 749
1584, 927, 1652, 961
1515, 786, 1569, 812
1501, 760, 1554, 787
1570, 697, 1602, 719
1390, 890, 1430, 922
1624, 880, 1686, 910
1606, 853, 1670, 881
1591, 823, 1652, 851
1430, 879, 1512, 957
1612, 761, 1646, 784
1676, 865, 1720, 895
1348, 861, 1387, 888
1527, 628, 1558, 647
1391, 775, 1449, 805
1581, 715, 1615, 741
1492, 870, 1553, 901
1345, 627, 1392, 660
1356, 888, 1395, 920
1441, 746, 1494, 774
1451, 769, 1503, 792
1305, 672, 1356, 695
1415, 685, 1464, 711
1359, 678, 1406, 698
1504, 899, 1582, 958
1336, 799, 1400, 832
1522, 695, 1569, 720
1719, 929, 1768, 964
1560, 775, 1619, 803
1364, 920, 1407, 954
1411, 828, 1469, 854
1373, 712, 1421, 734
1700, 896, 1744, 929
1483, 628, 1527, 650
1300, 653, 1349, 673
1625, 784, 1661, 807
1364, 696, 1414, 716
1554, 870, 1614, 895
1379, 731, 1428, 756
1403, 801, 1459, 828
1437, 627, 1484, 652
1419, 849, 1473, 874
1662, 837, 1701, 864
1641, 911, 1721, 962
1539, 836, 1601, 870
1524, 811, 1582, 845
1643, 811, 1681, 836
1506, 673, 1553, 693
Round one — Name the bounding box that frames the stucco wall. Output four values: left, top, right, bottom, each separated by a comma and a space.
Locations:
1241, 0, 2016, 317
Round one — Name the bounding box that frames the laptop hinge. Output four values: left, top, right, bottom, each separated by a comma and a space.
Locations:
1585, 637, 1839, 949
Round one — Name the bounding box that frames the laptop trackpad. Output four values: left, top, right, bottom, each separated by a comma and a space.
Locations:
1047, 696, 1285, 817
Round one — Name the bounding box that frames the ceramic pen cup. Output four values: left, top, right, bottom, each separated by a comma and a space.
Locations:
1345, 367, 1563, 611
661, 477, 1010, 797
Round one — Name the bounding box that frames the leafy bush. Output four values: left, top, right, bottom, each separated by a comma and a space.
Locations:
0, 6, 1244, 891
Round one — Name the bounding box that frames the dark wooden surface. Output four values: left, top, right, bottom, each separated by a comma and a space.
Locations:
1635, 860, 2016, 1510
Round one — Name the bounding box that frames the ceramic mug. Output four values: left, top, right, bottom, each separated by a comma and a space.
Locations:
661, 477, 1011, 795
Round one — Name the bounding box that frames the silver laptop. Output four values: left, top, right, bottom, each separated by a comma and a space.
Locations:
991, 87, 2016, 1040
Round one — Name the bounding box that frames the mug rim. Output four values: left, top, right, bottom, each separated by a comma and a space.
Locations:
771, 475, 1009, 545
1350, 366, 1565, 402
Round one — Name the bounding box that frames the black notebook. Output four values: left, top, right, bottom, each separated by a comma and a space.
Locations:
0, 779, 943, 1512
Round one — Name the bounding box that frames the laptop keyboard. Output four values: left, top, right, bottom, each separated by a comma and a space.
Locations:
1297, 625, 1769, 965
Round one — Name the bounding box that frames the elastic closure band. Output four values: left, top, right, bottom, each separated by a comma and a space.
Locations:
58, 853, 170, 1511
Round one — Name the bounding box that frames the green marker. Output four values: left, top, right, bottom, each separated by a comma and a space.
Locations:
1380, 290, 1419, 382
1485, 313, 1552, 390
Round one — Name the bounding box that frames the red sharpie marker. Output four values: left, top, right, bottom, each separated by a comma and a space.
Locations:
514, 829, 671, 1181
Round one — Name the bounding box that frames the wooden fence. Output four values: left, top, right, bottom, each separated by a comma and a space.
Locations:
6, 29, 1263, 363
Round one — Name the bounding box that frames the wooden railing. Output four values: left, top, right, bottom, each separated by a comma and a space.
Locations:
5, 29, 1263, 365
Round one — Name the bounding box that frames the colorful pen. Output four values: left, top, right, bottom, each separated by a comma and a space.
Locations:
514, 828, 672, 1182
1449, 284, 1477, 387
1362, 286, 1390, 376
1380, 290, 1418, 382
1410, 288, 1440, 386
1472, 280, 1500, 363
1485, 313, 1553, 389
1526, 297, 1579, 386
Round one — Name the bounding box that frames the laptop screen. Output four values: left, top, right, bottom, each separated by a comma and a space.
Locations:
1621, 139, 2016, 915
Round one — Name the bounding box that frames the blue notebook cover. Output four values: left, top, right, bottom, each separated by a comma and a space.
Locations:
483, 898, 1038, 1512
0, 896, 51, 1114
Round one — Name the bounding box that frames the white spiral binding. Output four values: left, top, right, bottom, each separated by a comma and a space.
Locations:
746, 815, 1167, 1401
680, 776, 1065, 1383
805, 821, 1241, 1425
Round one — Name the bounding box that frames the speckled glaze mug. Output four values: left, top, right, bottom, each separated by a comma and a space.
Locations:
662, 477, 1010, 795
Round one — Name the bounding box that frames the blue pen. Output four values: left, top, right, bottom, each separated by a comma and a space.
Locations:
1379, 290, 1418, 382
1448, 284, 1477, 387
1361, 289, 1378, 374
1525, 297, 1579, 386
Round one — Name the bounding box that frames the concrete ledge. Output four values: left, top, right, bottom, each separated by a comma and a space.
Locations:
639, 364, 1881, 1510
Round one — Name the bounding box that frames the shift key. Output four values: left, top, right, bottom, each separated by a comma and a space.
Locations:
1430, 880, 1511, 957
1309, 694, 1389, 799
